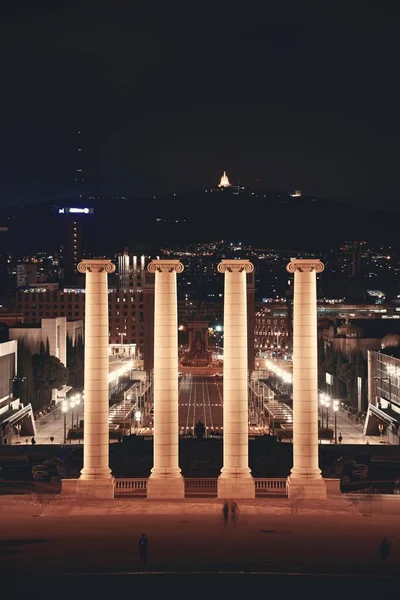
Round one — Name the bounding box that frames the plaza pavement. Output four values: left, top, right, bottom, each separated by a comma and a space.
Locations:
1, 494, 399, 598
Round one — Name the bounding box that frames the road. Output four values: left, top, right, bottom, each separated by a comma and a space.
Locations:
0, 499, 398, 597
178, 374, 224, 436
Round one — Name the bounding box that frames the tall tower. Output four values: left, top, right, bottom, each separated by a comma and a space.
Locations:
75, 130, 84, 201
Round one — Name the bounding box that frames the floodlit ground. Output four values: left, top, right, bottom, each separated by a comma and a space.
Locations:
1, 495, 399, 599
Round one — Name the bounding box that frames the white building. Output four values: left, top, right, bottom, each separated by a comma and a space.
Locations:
9, 317, 83, 368
0, 340, 35, 445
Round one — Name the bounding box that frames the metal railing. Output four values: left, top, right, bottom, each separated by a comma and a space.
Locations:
114, 477, 288, 497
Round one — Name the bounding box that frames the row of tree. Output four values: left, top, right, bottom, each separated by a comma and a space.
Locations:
15, 335, 84, 412
318, 340, 368, 410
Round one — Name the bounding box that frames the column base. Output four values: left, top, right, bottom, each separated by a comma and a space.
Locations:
146, 474, 185, 499
60, 477, 115, 499
217, 474, 255, 499
287, 475, 327, 500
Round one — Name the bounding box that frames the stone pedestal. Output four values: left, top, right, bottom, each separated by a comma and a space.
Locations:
286, 259, 326, 500
61, 259, 115, 499
146, 260, 184, 499
217, 260, 255, 499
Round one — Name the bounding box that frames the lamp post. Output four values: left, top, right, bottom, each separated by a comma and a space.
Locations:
319, 393, 326, 429
333, 399, 339, 444
62, 400, 68, 443
325, 395, 331, 429
75, 393, 81, 429
134, 410, 142, 434
378, 422, 384, 441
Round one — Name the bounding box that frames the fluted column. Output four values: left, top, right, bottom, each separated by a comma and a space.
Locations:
75, 259, 115, 499
286, 259, 326, 499
146, 259, 184, 498
217, 259, 255, 499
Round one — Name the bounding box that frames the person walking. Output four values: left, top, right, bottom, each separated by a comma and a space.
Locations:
138, 533, 148, 564
222, 500, 229, 526
230, 500, 239, 526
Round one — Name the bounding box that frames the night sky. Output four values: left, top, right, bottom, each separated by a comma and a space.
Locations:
0, 3, 398, 208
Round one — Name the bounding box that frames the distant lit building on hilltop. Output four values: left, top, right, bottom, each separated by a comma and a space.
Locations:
218, 171, 231, 188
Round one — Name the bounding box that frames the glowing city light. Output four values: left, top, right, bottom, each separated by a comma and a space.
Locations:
108, 360, 134, 383
265, 359, 293, 384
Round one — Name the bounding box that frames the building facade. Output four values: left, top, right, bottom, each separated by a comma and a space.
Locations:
364, 337, 400, 444
0, 340, 35, 445
254, 303, 290, 359
16, 287, 146, 358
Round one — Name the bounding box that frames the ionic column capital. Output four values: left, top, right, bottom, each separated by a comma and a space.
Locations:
77, 259, 116, 274
217, 259, 254, 274
286, 259, 324, 274
148, 260, 184, 273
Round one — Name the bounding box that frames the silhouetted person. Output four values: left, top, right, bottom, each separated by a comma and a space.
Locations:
194, 419, 205, 440
230, 500, 239, 526
379, 536, 390, 561
138, 533, 148, 564
222, 500, 229, 526
338, 433, 343, 444
31, 437, 36, 445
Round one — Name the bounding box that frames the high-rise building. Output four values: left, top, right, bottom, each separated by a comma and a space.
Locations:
338, 247, 361, 279
16, 264, 37, 288
58, 206, 94, 285
0, 226, 9, 298
117, 251, 150, 292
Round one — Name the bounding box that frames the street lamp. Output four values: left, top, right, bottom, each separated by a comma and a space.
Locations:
134, 410, 142, 434
62, 400, 68, 443
378, 422, 384, 441
319, 392, 327, 429
333, 399, 339, 444
75, 394, 81, 430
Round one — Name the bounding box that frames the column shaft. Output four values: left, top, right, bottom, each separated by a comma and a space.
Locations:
147, 260, 184, 498
291, 270, 320, 477
80, 264, 113, 481
286, 259, 326, 499
218, 260, 254, 498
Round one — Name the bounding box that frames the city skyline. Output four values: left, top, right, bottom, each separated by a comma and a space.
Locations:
0, 4, 399, 208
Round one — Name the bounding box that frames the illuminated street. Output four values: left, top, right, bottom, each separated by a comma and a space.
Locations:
178, 374, 224, 436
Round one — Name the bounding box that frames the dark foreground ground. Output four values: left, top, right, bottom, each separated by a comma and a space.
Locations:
1, 497, 399, 599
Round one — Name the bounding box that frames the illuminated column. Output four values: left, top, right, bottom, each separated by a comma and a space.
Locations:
76, 259, 115, 499
217, 259, 255, 499
286, 259, 326, 499
146, 259, 184, 499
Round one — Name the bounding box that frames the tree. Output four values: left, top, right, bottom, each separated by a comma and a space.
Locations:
16, 341, 35, 407
333, 351, 346, 398
67, 335, 84, 388
338, 360, 356, 406
33, 353, 68, 409
45, 337, 50, 356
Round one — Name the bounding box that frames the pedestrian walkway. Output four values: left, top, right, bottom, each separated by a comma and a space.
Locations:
34, 403, 84, 444
324, 408, 382, 445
